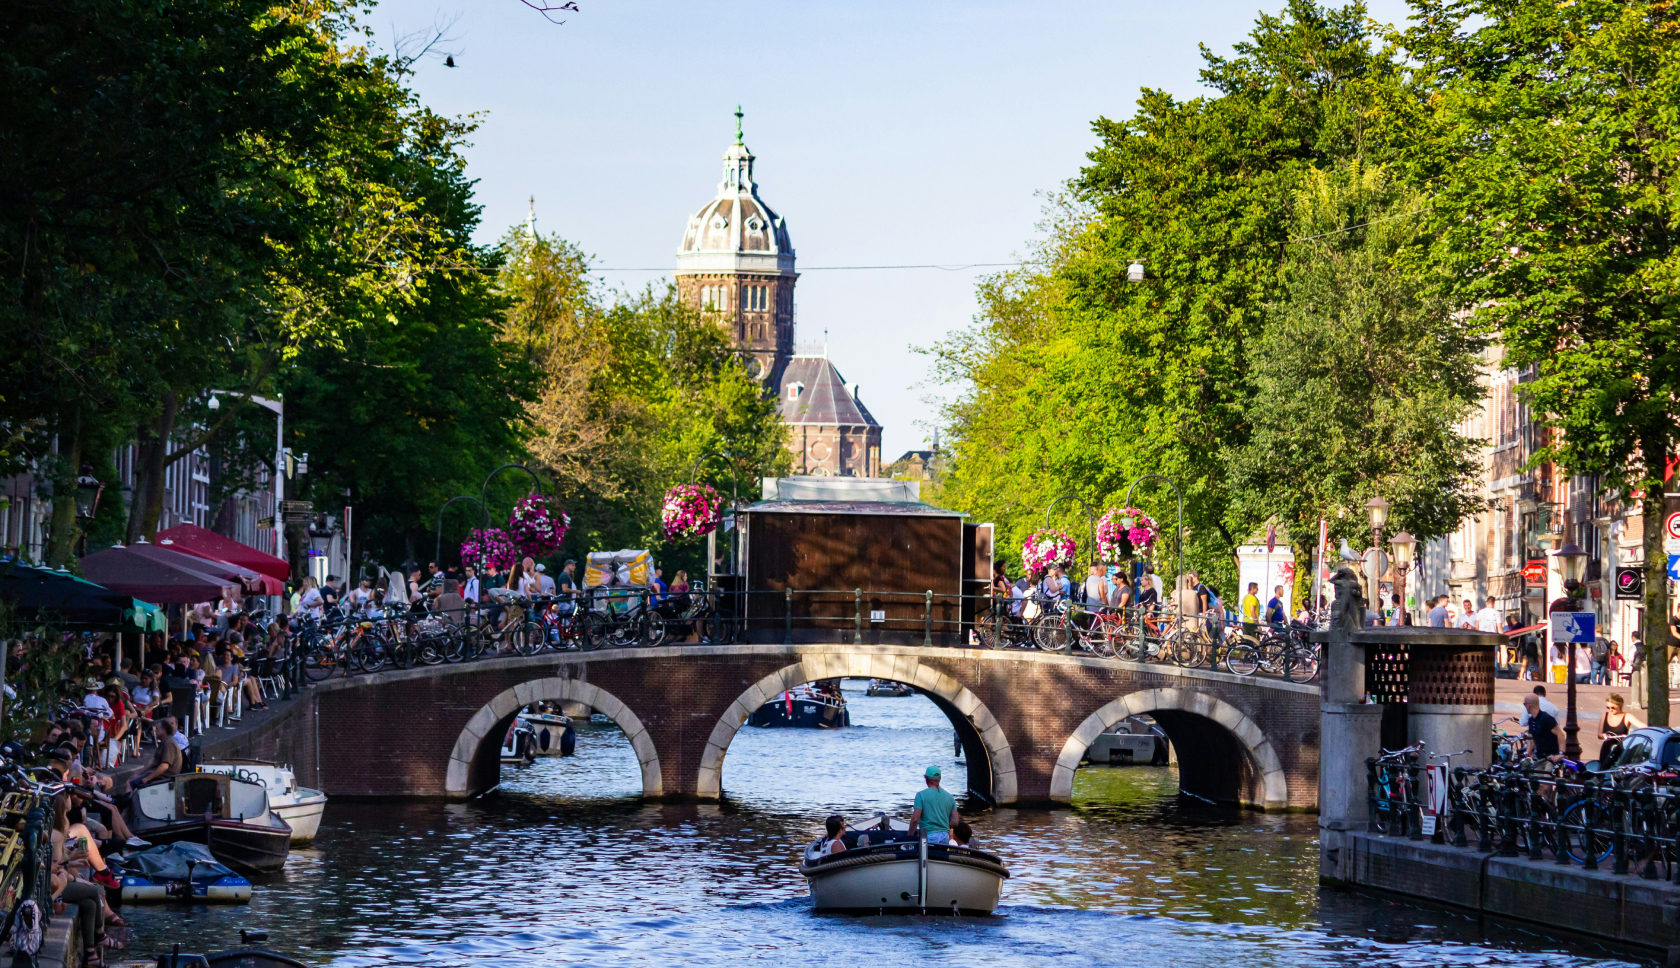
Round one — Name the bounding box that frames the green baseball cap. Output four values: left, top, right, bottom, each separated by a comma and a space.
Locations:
925, 765, 942, 778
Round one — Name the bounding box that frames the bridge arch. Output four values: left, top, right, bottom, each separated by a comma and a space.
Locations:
446, 677, 662, 798
1051, 686, 1288, 810
696, 651, 1019, 804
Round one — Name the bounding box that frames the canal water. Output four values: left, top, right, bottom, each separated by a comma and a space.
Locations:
124, 681, 1646, 966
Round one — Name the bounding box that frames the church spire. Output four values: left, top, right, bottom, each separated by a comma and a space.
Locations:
734, 104, 744, 145
525, 195, 538, 237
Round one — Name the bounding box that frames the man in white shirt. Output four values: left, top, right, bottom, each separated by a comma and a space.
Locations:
1474, 598, 1502, 634
536, 564, 556, 596
463, 565, 481, 603
1519, 685, 1562, 726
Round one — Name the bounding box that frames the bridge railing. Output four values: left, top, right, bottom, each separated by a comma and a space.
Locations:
278, 589, 1320, 685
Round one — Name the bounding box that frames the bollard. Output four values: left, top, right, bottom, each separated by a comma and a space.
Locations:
924, 590, 933, 647
855, 588, 863, 643
1499, 781, 1519, 858
1581, 779, 1599, 871
1613, 792, 1629, 875
1407, 761, 1423, 841
784, 588, 794, 645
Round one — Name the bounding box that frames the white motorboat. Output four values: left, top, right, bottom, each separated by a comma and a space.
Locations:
128, 772, 292, 872
864, 680, 914, 698
518, 704, 576, 758
200, 760, 329, 845
800, 817, 1008, 915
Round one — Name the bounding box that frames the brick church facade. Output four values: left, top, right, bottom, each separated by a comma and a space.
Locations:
674, 111, 882, 477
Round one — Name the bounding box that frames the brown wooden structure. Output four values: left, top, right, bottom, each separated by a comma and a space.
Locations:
737, 499, 990, 645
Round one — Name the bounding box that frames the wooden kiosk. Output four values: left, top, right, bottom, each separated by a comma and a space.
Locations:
731, 477, 992, 645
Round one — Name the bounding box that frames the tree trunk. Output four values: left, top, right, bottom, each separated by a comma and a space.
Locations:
1292, 533, 1315, 617
43, 409, 84, 568
125, 393, 180, 543
1643, 446, 1672, 726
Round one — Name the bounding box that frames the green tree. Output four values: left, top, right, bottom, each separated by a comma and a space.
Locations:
930, 0, 1400, 588
1226, 162, 1485, 608
497, 226, 788, 571
1401, 0, 1680, 719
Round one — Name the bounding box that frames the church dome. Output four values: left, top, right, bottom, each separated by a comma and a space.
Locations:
677, 111, 795, 274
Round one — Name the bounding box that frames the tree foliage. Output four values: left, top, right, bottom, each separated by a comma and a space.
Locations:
930, 0, 1401, 587
496, 227, 789, 572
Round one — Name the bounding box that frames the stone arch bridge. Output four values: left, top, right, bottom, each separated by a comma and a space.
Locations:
210, 645, 1320, 810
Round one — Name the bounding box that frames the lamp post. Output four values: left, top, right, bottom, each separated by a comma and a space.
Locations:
1043, 494, 1096, 571
1553, 541, 1589, 758
1390, 531, 1416, 626
691, 450, 742, 575
1120, 475, 1185, 588
1365, 496, 1390, 615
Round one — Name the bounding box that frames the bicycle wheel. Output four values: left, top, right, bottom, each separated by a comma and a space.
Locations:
415, 629, 448, 666
441, 625, 468, 663
580, 611, 606, 652
1223, 642, 1260, 676
1173, 633, 1210, 668
388, 635, 412, 670
302, 646, 337, 682
1285, 645, 1320, 683
513, 620, 544, 656
352, 641, 387, 674
1033, 616, 1070, 653
1557, 798, 1614, 865
1084, 621, 1117, 658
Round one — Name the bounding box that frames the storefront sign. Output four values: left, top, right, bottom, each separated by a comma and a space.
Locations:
1616, 566, 1645, 600
1522, 559, 1548, 585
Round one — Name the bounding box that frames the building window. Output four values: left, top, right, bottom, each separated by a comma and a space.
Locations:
701, 285, 729, 312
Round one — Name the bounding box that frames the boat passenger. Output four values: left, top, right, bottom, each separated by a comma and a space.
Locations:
952, 821, 974, 848
910, 765, 960, 845
820, 815, 847, 855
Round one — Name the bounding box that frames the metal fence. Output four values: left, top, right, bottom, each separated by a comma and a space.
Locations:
277, 586, 1320, 684
1366, 755, 1680, 880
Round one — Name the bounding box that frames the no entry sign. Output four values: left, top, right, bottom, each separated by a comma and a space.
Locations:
1667, 511, 1680, 541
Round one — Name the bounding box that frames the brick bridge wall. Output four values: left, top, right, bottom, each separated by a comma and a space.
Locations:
208, 645, 1320, 810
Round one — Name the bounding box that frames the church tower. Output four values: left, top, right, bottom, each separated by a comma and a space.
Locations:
675, 108, 796, 384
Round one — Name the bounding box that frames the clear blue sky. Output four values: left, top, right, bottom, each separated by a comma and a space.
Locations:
374, 0, 1411, 459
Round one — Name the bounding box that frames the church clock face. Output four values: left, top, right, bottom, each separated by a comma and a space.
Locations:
745, 358, 764, 380
809, 440, 832, 462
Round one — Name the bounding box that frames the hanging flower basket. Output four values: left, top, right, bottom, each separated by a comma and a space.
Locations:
1021, 529, 1076, 573
460, 527, 518, 572
1098, 507, 1157, 561
507, 494, 571, 558
662, 483, 726, 543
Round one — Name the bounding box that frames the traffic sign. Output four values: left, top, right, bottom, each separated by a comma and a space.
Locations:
1265, 524, 1277, 554
1670, 555, 1680, 582
1616, 566, 1645, 600
1667, 512, 1680, 541
1551, 611, 1597, 643
1522, 559, 1548, 585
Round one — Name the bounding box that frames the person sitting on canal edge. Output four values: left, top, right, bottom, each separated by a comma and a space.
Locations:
911, 765, 960, 845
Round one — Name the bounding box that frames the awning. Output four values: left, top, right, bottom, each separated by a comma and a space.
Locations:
0, 560, 164, 631
132, 542, 278, 596
79, 544, 239, 605
155, 523, 288, 582
1505, 623, 1546, 638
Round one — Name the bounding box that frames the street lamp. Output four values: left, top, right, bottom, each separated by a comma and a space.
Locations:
1553, 541, 1589, 758
73, 468, 104, 521
1389, 531, 1416, 626
1126, 259, 1146, 283
1364, 496, 1391, 615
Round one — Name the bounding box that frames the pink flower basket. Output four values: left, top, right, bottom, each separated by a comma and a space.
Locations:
460, 528, 518, 572
1021, 529, 1076, 572
662, 483, 725, 543
1097, 507, 1157, 561
507, 494, 572, 558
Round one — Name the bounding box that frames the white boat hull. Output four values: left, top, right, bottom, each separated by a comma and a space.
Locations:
802, 843, 1006, 914
273, 791, 327, 844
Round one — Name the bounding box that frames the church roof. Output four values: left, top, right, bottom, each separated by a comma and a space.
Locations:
777, 355, 880, 427
676, 108, 794, 275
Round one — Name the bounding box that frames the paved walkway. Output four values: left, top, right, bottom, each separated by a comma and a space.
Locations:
1494, 677, 1680, 731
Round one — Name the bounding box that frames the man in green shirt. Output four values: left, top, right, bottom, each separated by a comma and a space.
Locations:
911, 765, 959, 844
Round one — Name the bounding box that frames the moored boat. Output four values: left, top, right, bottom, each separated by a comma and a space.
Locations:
748, 684, 849, 729
116, 842, 252, 904
199, 760, 328, 844
500, 717, 538, 764
864, 679, 914, 697
800, 818, 1008, 915
518, 703, 577, 757
128, 771, 293, 873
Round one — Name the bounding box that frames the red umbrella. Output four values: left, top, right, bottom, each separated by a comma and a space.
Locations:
154, 537, 285, 595
79, 544, 238, 605
155, 523, 289, 582
128, 543, 275, 596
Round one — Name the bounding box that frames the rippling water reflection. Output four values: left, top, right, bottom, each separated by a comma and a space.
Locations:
122, 681, 1647, 966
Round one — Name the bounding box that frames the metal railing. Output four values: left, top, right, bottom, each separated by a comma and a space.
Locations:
277, 587, 1320, 684
1366, 754, 1680, 879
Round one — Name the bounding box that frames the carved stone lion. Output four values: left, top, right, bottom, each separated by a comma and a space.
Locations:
1329, 565, 1363, 635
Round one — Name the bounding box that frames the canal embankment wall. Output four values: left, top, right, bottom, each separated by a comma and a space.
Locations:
1326, 831, 1680, 958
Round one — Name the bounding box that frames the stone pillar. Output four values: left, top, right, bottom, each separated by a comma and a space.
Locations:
1362, 627, 1500, 769
1320, 567, 1381, 883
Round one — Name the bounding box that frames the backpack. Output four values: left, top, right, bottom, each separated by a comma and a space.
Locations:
1591, 637, 1610, 663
